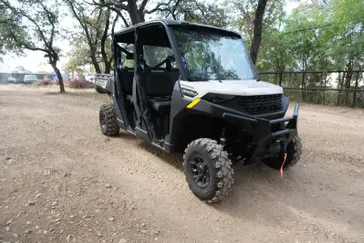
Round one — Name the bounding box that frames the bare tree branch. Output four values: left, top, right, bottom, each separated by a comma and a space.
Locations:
38, 1, 56, 48
108, 14, 119, 64
8, 28, 49, 53
89, 0, 128, 11
1, 0, 50, 48
144, 0, 173, 14
100, 9, 110, 62
111, 14, 119, 36
120, 13, 129, 26
139, 0, 149, 13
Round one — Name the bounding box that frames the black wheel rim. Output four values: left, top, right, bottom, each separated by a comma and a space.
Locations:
190, 155, 210, 188
100, 111, 107, 130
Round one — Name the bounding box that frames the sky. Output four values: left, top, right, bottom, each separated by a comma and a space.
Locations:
0, 1, 301, 74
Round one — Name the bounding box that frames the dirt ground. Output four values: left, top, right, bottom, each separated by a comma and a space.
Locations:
0, 85, 363, 243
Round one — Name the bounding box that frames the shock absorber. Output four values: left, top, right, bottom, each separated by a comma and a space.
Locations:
279, 137, 287, 152
220, 127, 227, 146
279, 137, 288, 178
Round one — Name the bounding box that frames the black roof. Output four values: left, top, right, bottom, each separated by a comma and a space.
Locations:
114, 19, 241, 37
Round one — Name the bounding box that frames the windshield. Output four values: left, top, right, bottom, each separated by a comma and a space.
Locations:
172, 26, 258, 81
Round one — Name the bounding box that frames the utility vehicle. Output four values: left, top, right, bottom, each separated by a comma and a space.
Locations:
96, 20, 302, 203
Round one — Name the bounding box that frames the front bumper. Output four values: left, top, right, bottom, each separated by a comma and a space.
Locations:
223, 104, 299, 163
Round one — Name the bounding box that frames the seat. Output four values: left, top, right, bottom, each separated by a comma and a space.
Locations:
143, 68, 174, 115
118, 68, 134, 106
148, 99, 171, 114
119, 69, 133, 93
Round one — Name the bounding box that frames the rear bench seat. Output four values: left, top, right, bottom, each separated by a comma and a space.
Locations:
119, 67, 179, 114
145, 68, 179, 114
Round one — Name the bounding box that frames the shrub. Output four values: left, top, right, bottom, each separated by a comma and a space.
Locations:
67, 80, 94, 89
34, 79, 53, 86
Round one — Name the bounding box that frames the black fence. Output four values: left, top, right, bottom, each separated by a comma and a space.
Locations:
1, 71, 364, 108
259, 70, 364, 108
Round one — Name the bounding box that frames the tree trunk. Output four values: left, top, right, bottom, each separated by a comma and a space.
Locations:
352, 72, 360, 108
101, 10, 111, 73
51, 62, 65, 93
90, 49, 101, 74
344, 59, 353, 106
104, 61, 112, 74
337, 72, 345, 106
127, 0, 144, 24
249, 0, 267, 64
301, 72, 306, 102
279, 71, 283, 86
323, 73, 327, 105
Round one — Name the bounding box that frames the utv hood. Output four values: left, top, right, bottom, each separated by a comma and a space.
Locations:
180, 80, 283, 98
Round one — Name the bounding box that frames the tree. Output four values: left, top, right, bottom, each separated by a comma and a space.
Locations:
92, 0, 227, 27
229, 0, 287, 64
13, 66, 32, 74
155, 0, 228, 28
0, 2, 24, 60
66, 0, 118, 74
0, 0, 65, 92
250, 0, 268, 64
64, 40, 94, 74
91, 0, 150, 25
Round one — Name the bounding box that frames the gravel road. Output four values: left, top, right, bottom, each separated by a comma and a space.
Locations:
0, 85, 363, 243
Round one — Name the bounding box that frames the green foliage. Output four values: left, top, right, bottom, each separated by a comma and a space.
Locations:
244, 0, 364, 74
0, 0, 65, 92
64, 40, 92, 74
157, 0, 229, 28
66, 0, 115, 73
0, 0, 60, 53
0, 2, 25, 59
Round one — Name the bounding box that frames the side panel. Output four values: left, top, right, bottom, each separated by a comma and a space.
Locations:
164, 80, 191, 152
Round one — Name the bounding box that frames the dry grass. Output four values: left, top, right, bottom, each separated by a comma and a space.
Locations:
67, 80, 94, 89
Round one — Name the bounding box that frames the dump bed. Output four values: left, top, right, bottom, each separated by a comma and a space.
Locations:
95, 74, 113, 94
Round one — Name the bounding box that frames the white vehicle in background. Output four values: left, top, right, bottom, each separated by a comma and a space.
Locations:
7, 76, 18, 83
23, 74, 38, 84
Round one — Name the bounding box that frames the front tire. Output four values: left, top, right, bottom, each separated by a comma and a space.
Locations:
264, 135, 303, 169
183, 138, 234, 204
99, 104, 119, 136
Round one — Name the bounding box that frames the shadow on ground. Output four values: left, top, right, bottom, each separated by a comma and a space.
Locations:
114, 129, 299, 226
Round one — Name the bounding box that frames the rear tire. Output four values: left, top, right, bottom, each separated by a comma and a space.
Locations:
183, 138, 234, 204
99, 104, 119, 136
264, 135, 302, 169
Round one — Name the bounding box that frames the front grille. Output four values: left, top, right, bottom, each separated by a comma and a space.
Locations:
238, 94, 282, 115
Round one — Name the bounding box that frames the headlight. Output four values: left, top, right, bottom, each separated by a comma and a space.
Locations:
182, 88, 198, 98
203, 93, 236, 104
